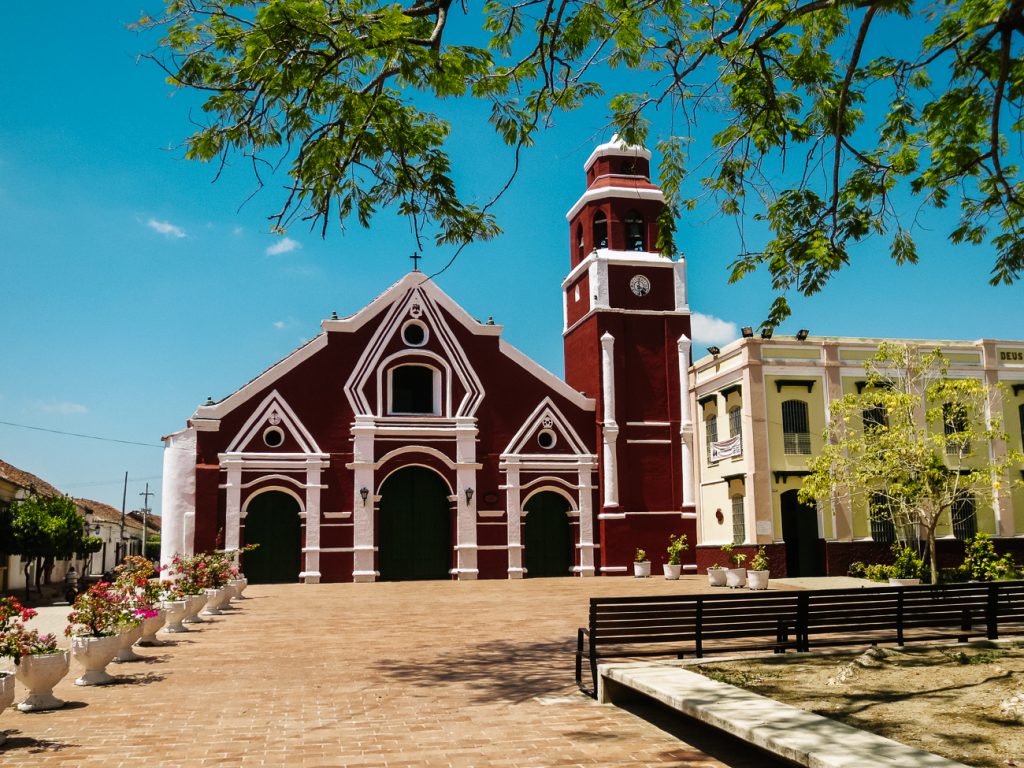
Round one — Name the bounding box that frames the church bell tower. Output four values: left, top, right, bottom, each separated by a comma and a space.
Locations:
562, 137, 697, 574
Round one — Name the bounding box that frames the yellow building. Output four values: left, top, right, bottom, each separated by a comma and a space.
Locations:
689, 336, 1024, 576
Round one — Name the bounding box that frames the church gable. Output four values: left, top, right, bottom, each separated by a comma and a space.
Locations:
224, 390, 322, 454
502, 397, 591, 458
344, 280, 484, 418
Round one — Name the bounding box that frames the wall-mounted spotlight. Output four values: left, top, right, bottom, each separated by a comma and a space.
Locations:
465, 487, 474, 505
796, 329, 809, 341
741, 326, 754, 338
760, 328, 773, 340
707, 346, 721, 357
359, 487, 370, 506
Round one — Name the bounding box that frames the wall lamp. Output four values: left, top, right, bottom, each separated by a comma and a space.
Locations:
707, 346, 721, 357
465, 487, 474, 505
761, 328, 773, 340
741, 326, 754, 338
796, 329, 810, 341
359, 487, 370, 506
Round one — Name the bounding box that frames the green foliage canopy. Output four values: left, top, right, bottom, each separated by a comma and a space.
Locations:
144, 0, 1024, 322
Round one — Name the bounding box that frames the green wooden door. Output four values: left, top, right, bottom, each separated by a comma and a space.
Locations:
242, 491, 302, 583
524, 492, 573, 577
781, 489, 823, 577
378, 467, 451, 581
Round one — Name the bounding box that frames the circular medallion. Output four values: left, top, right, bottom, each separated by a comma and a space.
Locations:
629, 274, 651, 297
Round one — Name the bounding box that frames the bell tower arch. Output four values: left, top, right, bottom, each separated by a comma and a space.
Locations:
562, 136, 697, 575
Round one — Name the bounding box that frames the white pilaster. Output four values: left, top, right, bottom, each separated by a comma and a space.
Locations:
576, 463, 597, 576
351, 416, 378, 582
223, 460, 242, 551
673, 259, 690, 311
505, 465, 525, 578
455, 419, 479, 579
159, 428, 196, 571
677, 334, 695, 509
300, 459, 323, 583
601, 332, 620, 507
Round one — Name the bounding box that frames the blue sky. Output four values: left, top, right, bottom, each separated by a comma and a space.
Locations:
0, 4, 1020, 516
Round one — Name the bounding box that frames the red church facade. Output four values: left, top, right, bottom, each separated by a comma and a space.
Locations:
160, 138, 698, 582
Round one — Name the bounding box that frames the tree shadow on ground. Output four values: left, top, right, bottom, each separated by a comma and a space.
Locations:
112, 672, 166, 686
372, 638, 577, 704
0, 734, 78, 752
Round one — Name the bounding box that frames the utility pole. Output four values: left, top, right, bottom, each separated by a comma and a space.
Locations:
139, 483, 154, 561
118, 471, 127, 565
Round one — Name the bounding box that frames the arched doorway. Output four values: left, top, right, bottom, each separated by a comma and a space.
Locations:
242, 490, 302, 583
378, 467, 451, 580
523, 491, 573, 577
781, 489, 823, 577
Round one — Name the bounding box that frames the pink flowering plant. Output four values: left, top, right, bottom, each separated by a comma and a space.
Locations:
0, 596, 59, 663
164, 550, 239, 593
65, 582, 146, 638
113, 555, 162, 616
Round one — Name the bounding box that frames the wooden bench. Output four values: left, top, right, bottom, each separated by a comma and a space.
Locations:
576, 580, 1024, 697
575, 592, 802, 697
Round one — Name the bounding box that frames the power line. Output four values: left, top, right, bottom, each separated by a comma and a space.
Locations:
62, 475, 163, 489
0, 419, 163, 449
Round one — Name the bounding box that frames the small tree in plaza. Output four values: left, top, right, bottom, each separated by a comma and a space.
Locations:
8, 494, 91, 600
801, 344, 1022, 585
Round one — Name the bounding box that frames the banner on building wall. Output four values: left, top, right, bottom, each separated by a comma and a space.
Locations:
710, 435, 743, 462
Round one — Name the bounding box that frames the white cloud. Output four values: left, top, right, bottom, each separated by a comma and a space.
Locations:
32, 400, 89, 415
147, 218, 186, 239
232, 227, 244, 236
273, 320, 286, 330
690, 312, 739, 347
266, 237, 301, 256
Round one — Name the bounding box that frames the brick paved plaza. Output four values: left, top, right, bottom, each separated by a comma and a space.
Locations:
2, 577, 792, 767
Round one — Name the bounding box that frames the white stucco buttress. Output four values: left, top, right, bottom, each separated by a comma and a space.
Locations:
600, 332, 619, 507
160, 428, 197, 570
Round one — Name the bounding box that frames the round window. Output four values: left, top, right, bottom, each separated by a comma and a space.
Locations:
263, 427, 284, 448
402, 320, 428, 347
537, 429, 557, 449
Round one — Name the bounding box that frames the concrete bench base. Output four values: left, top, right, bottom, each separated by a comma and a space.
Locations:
599, 663, 967, 768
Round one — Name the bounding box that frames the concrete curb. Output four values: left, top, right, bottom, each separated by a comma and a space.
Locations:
599, 662, 968, 768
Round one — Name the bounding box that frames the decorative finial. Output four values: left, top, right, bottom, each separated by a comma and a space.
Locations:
486, 316, 495, 325
410, 252, 422, 272
331, 311, 338, 320
204, 396, 215, 406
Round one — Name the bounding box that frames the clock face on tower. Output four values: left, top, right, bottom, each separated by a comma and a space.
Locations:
629, 274, 651, 297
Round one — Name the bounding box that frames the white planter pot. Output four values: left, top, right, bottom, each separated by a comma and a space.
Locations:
0, 672, 15, 743
113, 624, 145, 662
182, 593, 208, 624
889, 577, 921, 586
633, 561, 651, 578
725, 567, 747, 588
747, 570, 770, 590
15, 650, 70, 711
707, 569, 727, 587
229, 577, 247, 600
161, 600, 189, 633
663, 563, 682, 580
138, 608, 167, 645
72, 634, 121, 685
202, 587, 230, 615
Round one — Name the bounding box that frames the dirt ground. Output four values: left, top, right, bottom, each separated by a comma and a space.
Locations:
694, 642, 1024, 768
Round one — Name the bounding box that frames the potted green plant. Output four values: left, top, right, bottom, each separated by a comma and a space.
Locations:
888, 544, 924, 586
664, 534, 688, 579
706, 561, 727, 586
721, 544, 747, 588
633, 548, 650, 578
747, 546, 770, 590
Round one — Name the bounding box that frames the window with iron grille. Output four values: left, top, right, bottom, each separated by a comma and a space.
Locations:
862, 405, 888, 433
731, 495, 746, 544
781, 400, 811, 454
943, 402, 970, 455
952, 493, 977, 541
705, 415, 718, 464
729, 407, 742, 438
869, 495, 896, 543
